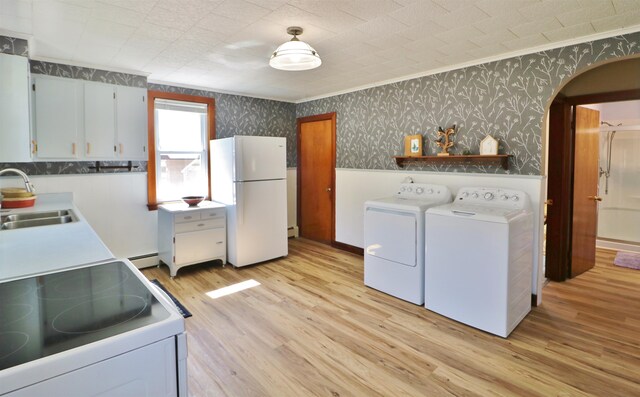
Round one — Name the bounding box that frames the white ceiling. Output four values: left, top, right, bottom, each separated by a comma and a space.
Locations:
2, 0, 640, 102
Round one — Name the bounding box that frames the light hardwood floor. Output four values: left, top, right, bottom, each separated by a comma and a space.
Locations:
142, 240, 640, 397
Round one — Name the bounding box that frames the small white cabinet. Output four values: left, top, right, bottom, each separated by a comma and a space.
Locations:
158, 201, 226, 277
84, 81, 116, 159
0, 53, 31, 162
116, 85, 148, 160
32, 75, 81, 159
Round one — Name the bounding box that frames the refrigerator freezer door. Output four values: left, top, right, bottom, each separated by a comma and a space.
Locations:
234, 136, 286, 181
210, 138, 235, 204
228, 179, 288, 267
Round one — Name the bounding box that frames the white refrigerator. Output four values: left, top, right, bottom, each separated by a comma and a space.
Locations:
210, 135, 288, 267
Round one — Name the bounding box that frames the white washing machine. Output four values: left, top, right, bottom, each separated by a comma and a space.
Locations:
364, 183, 452, 305
424, 187, 534, 337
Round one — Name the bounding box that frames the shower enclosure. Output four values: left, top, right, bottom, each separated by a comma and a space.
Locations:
597, 122, 640, 251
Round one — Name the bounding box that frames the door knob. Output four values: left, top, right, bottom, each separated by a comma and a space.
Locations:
588, 196, 603, 201
326, 187, 332, 192
545, 199, 553, 206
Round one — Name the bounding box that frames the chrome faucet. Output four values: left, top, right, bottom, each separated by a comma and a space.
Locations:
0, 168, 35, 193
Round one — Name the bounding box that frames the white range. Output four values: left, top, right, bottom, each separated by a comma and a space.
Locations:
0, 194, 188, 396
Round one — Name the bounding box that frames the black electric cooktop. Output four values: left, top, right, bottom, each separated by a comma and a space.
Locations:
0, 261, 170, 371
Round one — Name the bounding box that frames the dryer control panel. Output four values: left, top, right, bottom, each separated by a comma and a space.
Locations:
396, 183, 450, 201
455, 187, 530, 210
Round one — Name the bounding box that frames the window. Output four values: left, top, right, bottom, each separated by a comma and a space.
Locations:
155, 99, 207, 201
147, 91, 215, 210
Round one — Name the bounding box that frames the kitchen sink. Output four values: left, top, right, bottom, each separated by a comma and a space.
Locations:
0, 209, 77, 230
3, 210, 74, 222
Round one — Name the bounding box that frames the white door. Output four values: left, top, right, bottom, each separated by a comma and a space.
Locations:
175, 228, 225, 265
116, 86, 147, 160
84, 82, 116, 159
235, 136, 286, 181
233, 179, 288, 266
364, 208, 416, 267
0, 54, 31, 162
6, 337, 178, 397
33, 76, 80, 159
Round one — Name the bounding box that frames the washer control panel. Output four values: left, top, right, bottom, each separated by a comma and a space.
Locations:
455, 187, 530, 210
397, 183, 450, 200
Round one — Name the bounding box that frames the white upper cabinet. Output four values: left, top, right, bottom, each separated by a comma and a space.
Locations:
84, 82, 116, 159
0, 54, 31, 162
31, 75, 148, 161
116, 86, 148, 160
33, 75, 81, 159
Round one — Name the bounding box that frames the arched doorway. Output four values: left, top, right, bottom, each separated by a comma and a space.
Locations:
545, 57, 640, 281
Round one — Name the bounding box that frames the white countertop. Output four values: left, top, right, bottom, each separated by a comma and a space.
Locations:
0, 193, 115, 282
159, 200, 225, 213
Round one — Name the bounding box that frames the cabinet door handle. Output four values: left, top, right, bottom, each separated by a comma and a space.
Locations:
72, 143, 76, 155
184, 216, 192, 220
197, 223, 205, 227
216, 241, 223, 244
119, 143, 123, 154
86, 142, 91, 154
32, 140, 37, 154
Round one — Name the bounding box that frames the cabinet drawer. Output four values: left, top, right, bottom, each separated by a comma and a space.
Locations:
200, 208, 225, 220
175, 218, 223, 233
174, 212, 200, 223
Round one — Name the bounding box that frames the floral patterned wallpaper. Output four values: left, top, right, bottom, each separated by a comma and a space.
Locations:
3, 31, 640, 176
0, 36, 28, 56
148, 83, 297, 167
1, 34, 295, 174
30, 60, 146, 88
0, 161, 147, 175
297, 32, 640, 175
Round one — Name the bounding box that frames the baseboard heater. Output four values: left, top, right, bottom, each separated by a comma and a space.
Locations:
129, 253, 159, 269
130, 227, 298, 268
288, 226, 299, 238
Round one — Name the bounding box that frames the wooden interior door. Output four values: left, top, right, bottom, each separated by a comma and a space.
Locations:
546, 90, 640, 282
297, 113, 336, 243
545, 98, 573, 281
570, 106, 600, 278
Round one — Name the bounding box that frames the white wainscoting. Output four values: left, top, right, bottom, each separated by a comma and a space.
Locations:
24, 169, 545, 302
24, 170, 300, 262
286, 168, 297, 233
335, 168, 546, 302
29, 173, 157, 259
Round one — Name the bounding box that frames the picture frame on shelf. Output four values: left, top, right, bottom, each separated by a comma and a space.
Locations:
480, 135, 498, 155
404, 134, 423, 157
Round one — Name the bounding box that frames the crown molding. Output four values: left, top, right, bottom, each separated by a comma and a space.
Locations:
295, 25, 640, 104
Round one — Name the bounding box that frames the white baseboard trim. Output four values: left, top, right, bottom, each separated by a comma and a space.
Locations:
288, 226, 299, 238
597, 239, 640, 253
130, 255, 159, 269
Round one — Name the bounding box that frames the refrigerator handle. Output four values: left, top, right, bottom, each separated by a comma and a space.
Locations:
237, 137, 244, 181
237, 182, 244, 226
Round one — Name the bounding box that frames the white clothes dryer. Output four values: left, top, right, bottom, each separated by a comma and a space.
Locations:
424, 187, 534, 337
364, 183, 452, 305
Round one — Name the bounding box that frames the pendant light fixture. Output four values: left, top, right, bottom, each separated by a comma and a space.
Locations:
269, 26, 321, 71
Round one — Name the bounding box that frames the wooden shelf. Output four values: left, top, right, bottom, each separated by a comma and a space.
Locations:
393, 154, 512, 170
